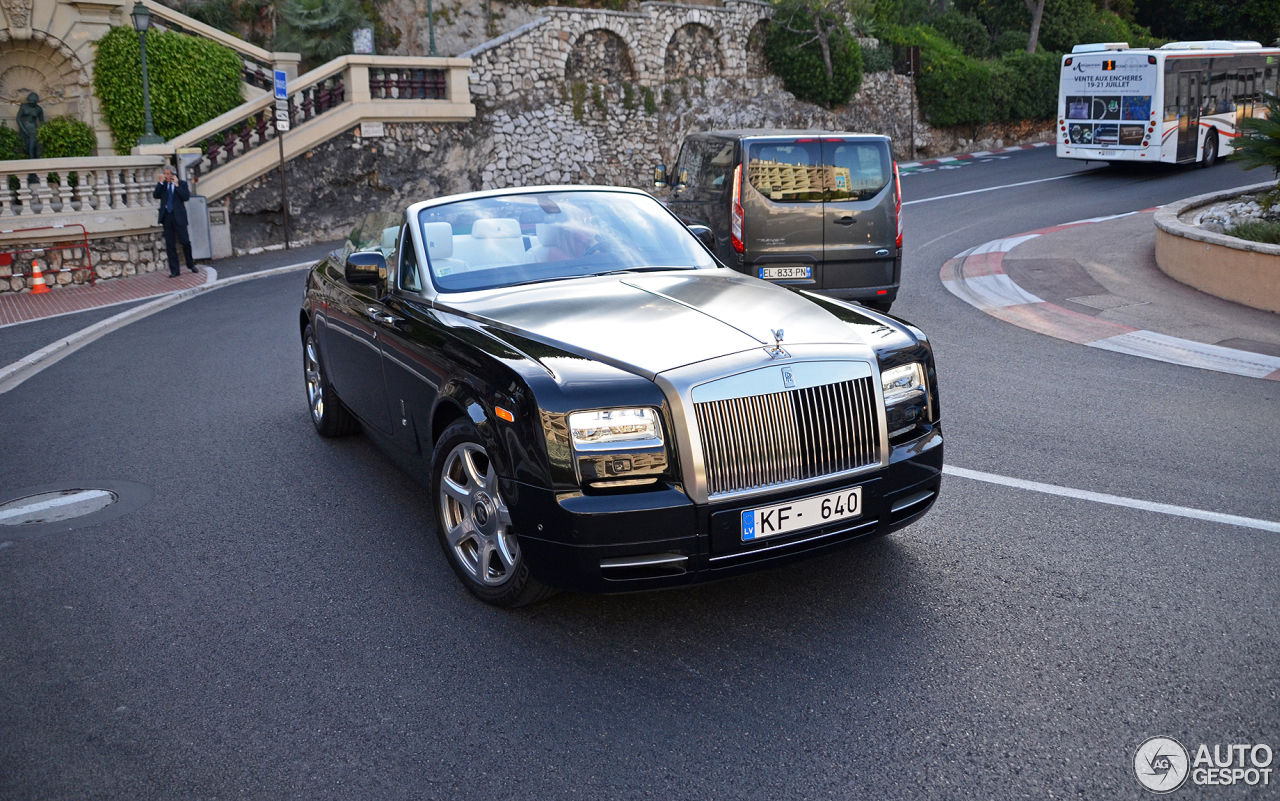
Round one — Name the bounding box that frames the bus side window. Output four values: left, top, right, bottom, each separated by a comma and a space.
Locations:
1164, 65, 1178, 121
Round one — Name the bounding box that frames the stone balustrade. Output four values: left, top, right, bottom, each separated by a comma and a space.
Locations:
0, 156, 167, 233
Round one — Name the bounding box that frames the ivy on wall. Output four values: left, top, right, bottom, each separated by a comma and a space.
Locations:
93, 27, 244, 154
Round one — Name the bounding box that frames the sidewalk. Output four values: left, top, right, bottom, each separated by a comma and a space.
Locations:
941, 211, 1280, 380
0, 240, 337, 329
0, 268, 211, 327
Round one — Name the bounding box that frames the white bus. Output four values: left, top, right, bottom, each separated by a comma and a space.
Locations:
1056, 40, 1279, 166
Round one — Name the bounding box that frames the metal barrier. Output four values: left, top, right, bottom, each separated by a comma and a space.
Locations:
0, 223, 96, 287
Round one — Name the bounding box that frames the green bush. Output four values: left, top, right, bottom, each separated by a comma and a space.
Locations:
881, 23, 1057, 127
993, 29, 1029, 55
861, 41, 894, 73
36, 116, 96, 158
933, 10, 989, 58
0, 121, 24, 160
765, 0, 864, 108
93, 27, 244, 154
991, 51, 1059, 121
1227, 221, 1280, 245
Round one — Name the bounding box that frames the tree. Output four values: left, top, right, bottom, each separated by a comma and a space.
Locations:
1024, 0, 1045, 52
766, 0, 865, 108
1230, 95, 1280, 182
275, 0, 366, 68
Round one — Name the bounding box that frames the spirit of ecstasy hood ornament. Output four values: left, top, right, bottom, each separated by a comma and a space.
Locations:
768, 328, 788, 359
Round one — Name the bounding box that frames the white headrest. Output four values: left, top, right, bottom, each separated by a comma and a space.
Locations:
472, 218, 521, 239
421, 222, 453, 259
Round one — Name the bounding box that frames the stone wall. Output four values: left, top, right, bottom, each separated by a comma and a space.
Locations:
0, 231, 167, 292
463, 1, 773, 103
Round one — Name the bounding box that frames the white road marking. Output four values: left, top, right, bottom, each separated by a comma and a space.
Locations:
0, 490, 111, 522
904, 172, 1091, 205
944, 465, 1280, 533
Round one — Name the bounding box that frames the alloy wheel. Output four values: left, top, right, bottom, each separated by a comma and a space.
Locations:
304, 338, 324, 424
439, 442, 519, 586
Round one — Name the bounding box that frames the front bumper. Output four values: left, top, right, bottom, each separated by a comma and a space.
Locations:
508, 425, 942, 594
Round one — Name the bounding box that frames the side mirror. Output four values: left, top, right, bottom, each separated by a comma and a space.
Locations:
676, 170, 690, 190
687, 224, 715, 250
653, 165, 667, 189
345, 251, 386, 285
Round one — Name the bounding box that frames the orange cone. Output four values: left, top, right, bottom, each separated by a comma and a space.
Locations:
29, 259, 50, 294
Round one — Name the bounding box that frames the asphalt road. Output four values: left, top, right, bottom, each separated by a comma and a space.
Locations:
1, 149, 1276, 800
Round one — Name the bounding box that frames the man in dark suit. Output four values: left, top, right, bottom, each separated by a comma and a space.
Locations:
154, 166, 197, 277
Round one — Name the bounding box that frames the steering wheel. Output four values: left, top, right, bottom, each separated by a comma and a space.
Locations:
584, 241, 614, 257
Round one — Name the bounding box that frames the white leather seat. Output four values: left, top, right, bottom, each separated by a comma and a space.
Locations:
421, 221, 470, 277
452, 217, 527, 270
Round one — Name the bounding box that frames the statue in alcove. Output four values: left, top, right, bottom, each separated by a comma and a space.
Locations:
16, 92, 43, 158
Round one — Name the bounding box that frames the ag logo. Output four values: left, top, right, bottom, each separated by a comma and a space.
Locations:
1135, 736, 1190, 793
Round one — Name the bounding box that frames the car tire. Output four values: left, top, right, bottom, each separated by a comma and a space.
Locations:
303, 324, 358, 437
1200, 130, 1218, 168
431, 419, 557, 608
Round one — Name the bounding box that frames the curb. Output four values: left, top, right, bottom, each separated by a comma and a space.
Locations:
1152, 180, 1280, 254
0, 260, 314, 394
939, 212, 1280, 381
899, 142, 1051, 171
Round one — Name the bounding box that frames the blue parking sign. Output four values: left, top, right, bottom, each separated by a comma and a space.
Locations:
274, 70, 288, 99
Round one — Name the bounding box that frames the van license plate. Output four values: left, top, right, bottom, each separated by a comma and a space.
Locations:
740, 486, 862, 541
760, 266, 812, 280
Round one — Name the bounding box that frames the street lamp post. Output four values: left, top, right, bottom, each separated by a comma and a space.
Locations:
426, 0, 437, 56
131, 2, 165, 146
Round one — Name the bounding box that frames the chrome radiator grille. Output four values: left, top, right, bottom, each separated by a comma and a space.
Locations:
694, 376, 882, 497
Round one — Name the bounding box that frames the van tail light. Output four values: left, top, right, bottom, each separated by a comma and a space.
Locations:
893, 161, 903, 249
730, 164, 745, 254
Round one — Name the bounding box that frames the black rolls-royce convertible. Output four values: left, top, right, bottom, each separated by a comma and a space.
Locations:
301, 187, 942, 606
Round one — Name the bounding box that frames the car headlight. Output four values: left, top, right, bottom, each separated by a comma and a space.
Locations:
881, 363, 928, 439
569, 408, 662, 447
568, 408, 667, 487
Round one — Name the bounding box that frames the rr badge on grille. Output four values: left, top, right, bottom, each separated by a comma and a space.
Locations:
782, 366, 795, 388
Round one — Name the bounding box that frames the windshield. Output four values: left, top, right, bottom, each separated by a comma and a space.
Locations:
343, 211, 401, 259
746, 139, 890, 202
416, 190, 716, 293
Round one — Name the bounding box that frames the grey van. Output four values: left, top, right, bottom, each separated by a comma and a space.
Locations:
656, 130, 903, 311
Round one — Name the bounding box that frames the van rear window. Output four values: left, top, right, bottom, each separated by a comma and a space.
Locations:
746, 140, 890, 202
746, 141, 823, 202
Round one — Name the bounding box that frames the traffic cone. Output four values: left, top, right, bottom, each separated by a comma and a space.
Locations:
29, 259, 50, 294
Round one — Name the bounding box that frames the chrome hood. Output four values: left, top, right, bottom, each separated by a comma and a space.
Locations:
437, 268, 866, 378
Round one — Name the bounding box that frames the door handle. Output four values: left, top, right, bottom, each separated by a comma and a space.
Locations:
834, 216, 856, 226
366, 306, 401, 325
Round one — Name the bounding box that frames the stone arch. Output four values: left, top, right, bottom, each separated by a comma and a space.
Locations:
565, 28, 636, 84
745, 19, 769, 78
664, 23, 723, 80
0, 36, 92, 138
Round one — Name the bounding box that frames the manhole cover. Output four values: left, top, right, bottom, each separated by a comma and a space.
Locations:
0, 481, 152, 539
0, 489, 118, 525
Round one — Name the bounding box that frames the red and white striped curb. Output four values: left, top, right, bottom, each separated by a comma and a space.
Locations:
899, 142, 1052, 171
940, 211, 1280, 381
